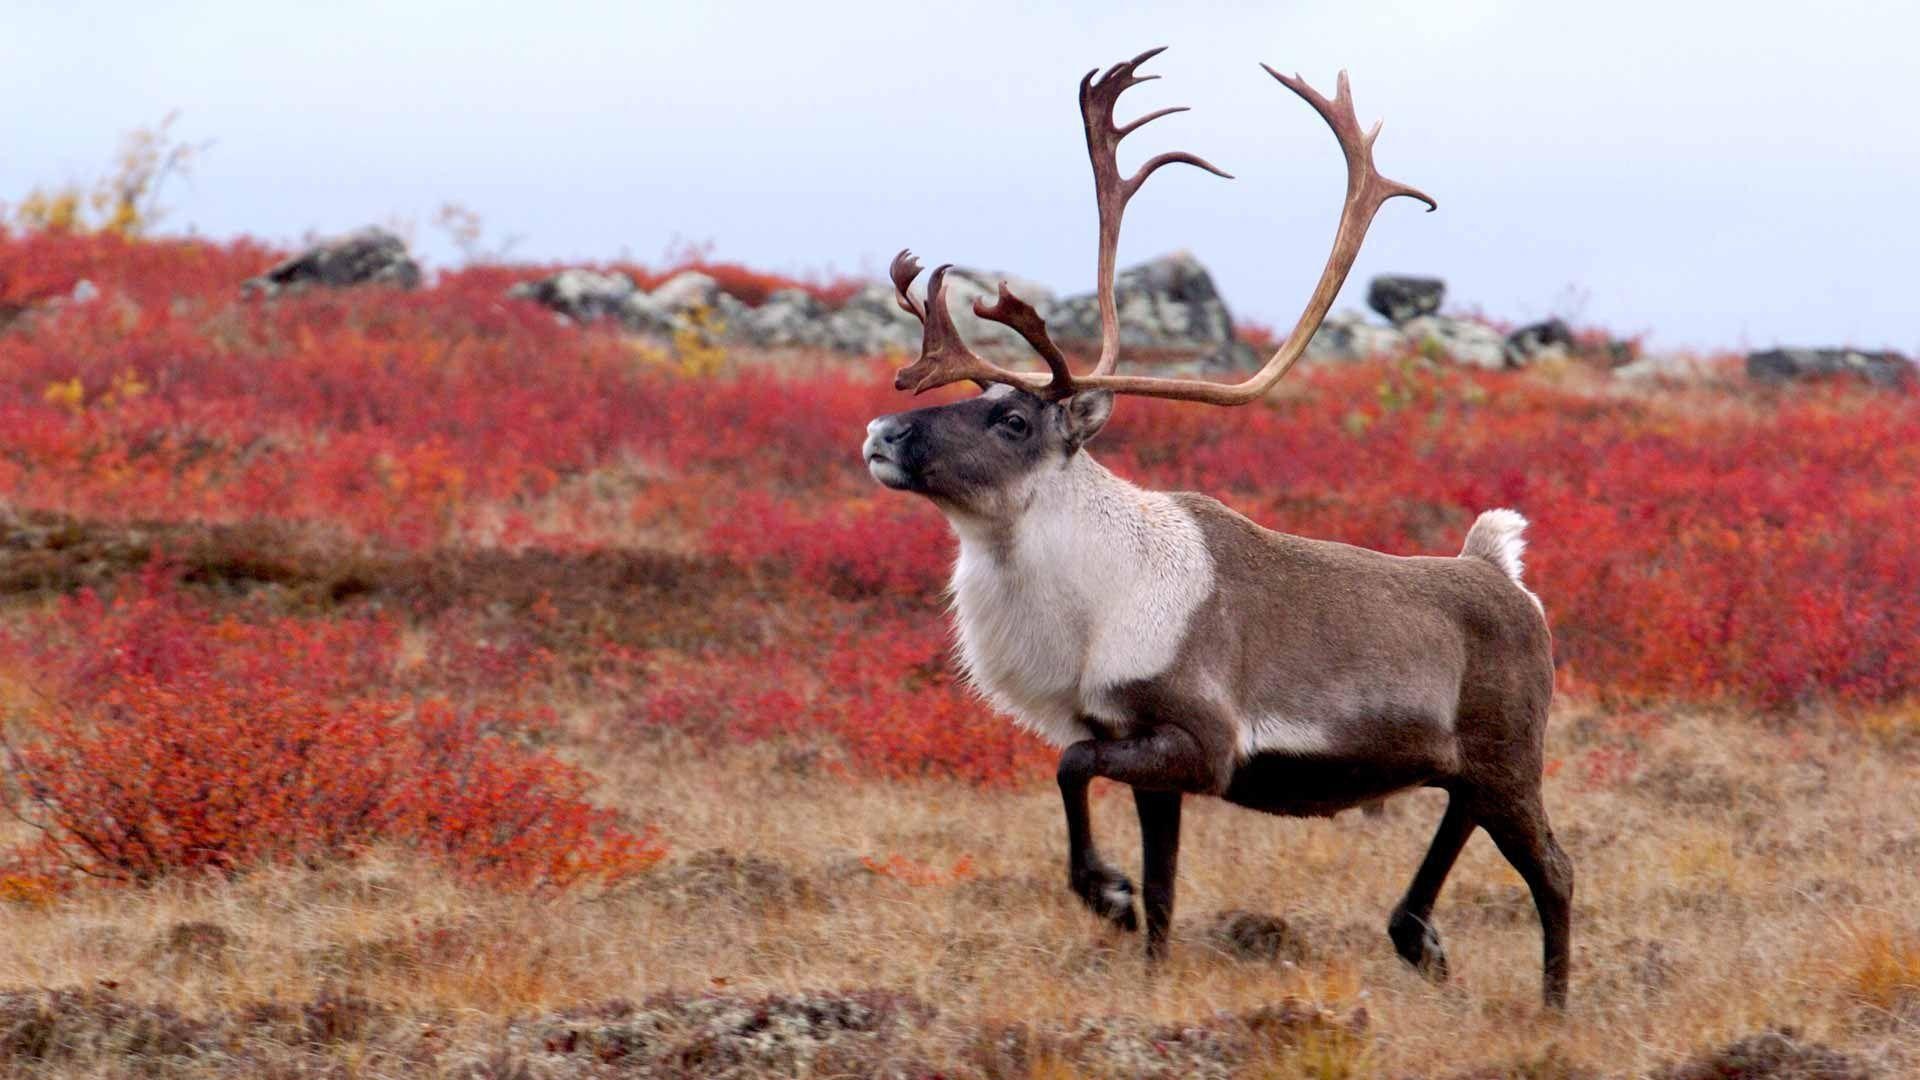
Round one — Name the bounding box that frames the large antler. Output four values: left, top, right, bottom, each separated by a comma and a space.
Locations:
1064, 68, 1435, 404
890, 251, 1077, 399
1080, 46, 1234, 376
890, 56, 1434, 407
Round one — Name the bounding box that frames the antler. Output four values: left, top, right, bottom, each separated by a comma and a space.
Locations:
889, 57, 1433, 407
1081, 46, 1233, 376
889, 251, 1076, 399
1064, 67, 1435, 404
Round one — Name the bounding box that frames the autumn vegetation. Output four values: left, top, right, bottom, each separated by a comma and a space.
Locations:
0, 212, 1915, 1077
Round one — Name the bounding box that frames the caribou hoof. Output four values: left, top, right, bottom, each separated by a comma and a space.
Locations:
1389, 907, 1449, 982
1072, 860, 1138, 932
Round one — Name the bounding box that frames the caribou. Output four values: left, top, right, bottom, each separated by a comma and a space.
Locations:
861, 49, 1571, 1008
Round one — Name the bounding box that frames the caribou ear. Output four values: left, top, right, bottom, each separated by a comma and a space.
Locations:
1061, 390, 1114, 451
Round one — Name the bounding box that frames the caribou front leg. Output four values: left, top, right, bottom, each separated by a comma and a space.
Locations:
1059, 723, 1233, 962
1060, 753, 1138, 931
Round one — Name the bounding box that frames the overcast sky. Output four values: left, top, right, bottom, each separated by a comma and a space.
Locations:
6, 0, 1916, 350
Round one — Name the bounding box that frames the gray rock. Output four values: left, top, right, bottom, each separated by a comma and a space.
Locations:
243, 227, 421, 297
709, 291, 751, 331
1505, 318, 1575, 365
506, 269, 637, 324
1401, 315, 1509, 369
737, 288, 831, 348
938, 268, 1059, 355
1615, 352, 1717, 381
820, 285, 922, 355
1306, 309, 1409, 363
1746, 348, 1914, 388
1367, 275, 1444, 325
1049, 252, 1248, 367
648, 270, 723, 314
617, 290, 681, 336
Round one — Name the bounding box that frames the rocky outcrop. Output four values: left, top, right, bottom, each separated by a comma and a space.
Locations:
505, 269, 638, 324
1505, 318, 1576, 365
940, 268, 1061, 355
243, 228, 421, 297
1746, 347, 1914, 388
1047, 253, 1253, 367
506, 252, 1254, 365
1401, 315, 1510, 369
1367, 275, 1444, 324
1306, 309, 1409, 363
1615, 352, 1721, 381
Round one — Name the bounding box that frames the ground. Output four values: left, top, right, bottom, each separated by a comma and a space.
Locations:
2, 703, 1914, 1077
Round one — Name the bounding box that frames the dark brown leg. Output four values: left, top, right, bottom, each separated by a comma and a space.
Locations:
1059, 754, 1136, 931
1388, 794, 1475, 981
1060, 727, 1225, 964
1059, 724, 1225, 794
1477, 793, 1574, 1009
1132, 787, 1182, 962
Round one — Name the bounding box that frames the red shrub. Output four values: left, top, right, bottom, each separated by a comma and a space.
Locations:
1, 228, 1917, 809
0, 574, 662, 888
631, 613, 1053, 788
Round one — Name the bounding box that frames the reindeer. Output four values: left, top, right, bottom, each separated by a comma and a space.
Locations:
860, 49, 1571, 1008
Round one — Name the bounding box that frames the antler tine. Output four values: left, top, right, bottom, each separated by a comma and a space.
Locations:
890, 263, 1058, 397
889, 249, 927, 320
1260, 66, 1436, 212
1080, 46, 1234, 378
1065, 66, 1435, 406
973, 283, 1075, 399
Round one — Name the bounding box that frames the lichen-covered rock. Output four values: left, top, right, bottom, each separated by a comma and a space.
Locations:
1615, 352, 1720, 381
1367, 274, 1444, 324
649, 270, 724, 314
1048, 253, 1249, 367
506, 268, 638, 324
1505, 318, 1576, 365
820, 285, 922, 355
827, 288, 922, 355
243, 227, 421, 297
1747, 347, 1914, 388
1306, 308, 1409, 362
934, 267, 1059, 355
1401, 314, 1509, 369
737, 288, 831, 347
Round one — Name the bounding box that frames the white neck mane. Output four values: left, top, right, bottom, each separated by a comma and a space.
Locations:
942, 453, 1215, 747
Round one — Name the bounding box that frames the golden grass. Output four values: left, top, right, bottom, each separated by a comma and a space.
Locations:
0, 700, 1915, 1076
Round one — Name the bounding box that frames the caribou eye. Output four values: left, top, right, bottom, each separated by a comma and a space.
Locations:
996, 413, 1029, 437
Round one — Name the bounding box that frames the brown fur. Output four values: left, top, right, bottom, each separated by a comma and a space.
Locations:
1057, 493, 1572, 1007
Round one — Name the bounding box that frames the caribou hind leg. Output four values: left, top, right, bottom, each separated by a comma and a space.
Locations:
1476, 790, 1574, 1009
1388, 794, 1475, 981
1059, 759, 1137, 931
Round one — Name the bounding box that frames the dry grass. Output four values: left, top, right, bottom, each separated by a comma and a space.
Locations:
1, 700, 1914, 1077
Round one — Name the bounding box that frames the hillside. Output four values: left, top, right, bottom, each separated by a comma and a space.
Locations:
0, 229, 1915, 1077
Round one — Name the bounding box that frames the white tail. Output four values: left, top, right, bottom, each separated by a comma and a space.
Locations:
1460, 509, 1528, 582
1461, 509, 1542, 614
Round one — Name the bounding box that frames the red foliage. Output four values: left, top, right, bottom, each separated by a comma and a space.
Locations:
633, 613, 1054, 788
0, 228, 1916, 811
0, 572, 663, 887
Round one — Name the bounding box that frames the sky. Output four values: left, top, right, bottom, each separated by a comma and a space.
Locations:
5, 0, 1917, 351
